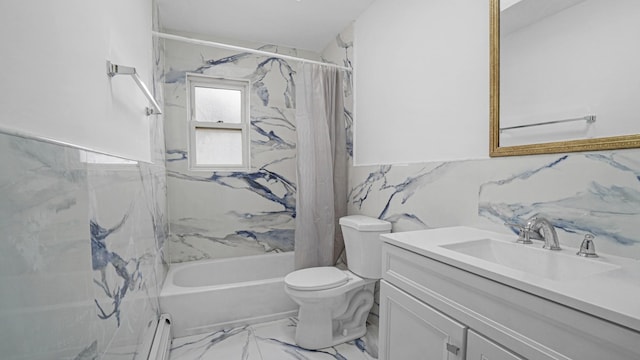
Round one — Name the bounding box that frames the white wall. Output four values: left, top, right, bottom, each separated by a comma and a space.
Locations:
353, 0, 489, 165
500, 0, 640, 147
0, 0, 154, 162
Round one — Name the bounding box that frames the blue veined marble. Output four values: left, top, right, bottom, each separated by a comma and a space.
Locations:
321, 33, 353, 98
168, 168, 296, 216
260, 155, 296, 170
252, 121, 296, 150
486, 184, 640, 246
377, 163, 451, 219
0, 131, 167, 359
251, 108, 297, 153
335, 34, 354, 71
167, 112, 295, 162
91, 216, 144, 327
163, 39, 300, 262
167, 149, 188, 162
252, 108, 296, 132
164, 44, 297, 109
255, 337, 348, 360
252, 58, 296, 108
482, 155, 569, 187
344, 108, 353, 158
171, 226, 294, 255
349, 163, 452, 224
349, 165, 392, 209
235, 229, 295, 252
73, 341, 98, 360
171, 326, 252, 354
169, 318, 373, 360
167, 163, 297, 261
479, 153, 640, 248
335, 33, 354, 101
586, 153, 640, 179
164, 47, 259, 84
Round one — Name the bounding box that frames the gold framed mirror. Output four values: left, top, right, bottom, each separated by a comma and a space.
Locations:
489, 0, 640, 157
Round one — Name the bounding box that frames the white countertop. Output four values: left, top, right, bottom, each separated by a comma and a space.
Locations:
382, 226, 640, 333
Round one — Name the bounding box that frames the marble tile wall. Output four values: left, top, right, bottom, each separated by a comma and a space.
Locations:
162, 34, 323, 263
0, 131, 168, 360
348, 152, 640, 260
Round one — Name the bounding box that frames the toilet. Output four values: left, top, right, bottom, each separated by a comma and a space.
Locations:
284, 215, 392, 350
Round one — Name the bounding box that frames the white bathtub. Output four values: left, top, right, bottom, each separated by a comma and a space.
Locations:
159, 252, 298, 337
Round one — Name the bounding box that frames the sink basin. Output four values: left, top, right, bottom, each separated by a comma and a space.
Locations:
441, 238, 620, 281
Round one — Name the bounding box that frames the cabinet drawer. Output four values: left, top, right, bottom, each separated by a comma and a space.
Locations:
467, 330, 525, 360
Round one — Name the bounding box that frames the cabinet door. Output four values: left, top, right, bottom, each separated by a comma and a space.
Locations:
467, 330, 525, 360
379, 281, 466, 360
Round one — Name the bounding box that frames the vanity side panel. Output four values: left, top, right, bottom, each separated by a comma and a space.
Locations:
382, 243, 640, 360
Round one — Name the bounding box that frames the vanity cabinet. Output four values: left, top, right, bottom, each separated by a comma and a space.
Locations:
379, 281, 465, 360
379, 241, 640, 360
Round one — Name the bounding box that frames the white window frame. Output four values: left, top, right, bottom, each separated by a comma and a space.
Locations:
186, 74, 251, 171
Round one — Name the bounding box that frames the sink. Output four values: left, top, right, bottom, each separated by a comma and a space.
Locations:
441, 238, 620, 281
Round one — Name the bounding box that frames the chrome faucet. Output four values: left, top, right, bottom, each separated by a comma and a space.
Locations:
522, 216, 561, 250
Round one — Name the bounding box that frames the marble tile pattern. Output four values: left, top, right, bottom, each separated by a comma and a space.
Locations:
0, 130, 169, 360
169, 318, 375, 360
348, 150, 640, 260
163, 36, 324, 263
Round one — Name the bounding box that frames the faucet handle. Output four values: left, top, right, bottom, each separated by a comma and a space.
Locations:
504, 222, 533, 244
577, 234, 598, 258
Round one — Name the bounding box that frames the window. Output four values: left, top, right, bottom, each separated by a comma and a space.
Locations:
187, 74, 250, 170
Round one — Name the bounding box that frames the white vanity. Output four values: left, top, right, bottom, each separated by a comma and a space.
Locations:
379, 227, 640, 360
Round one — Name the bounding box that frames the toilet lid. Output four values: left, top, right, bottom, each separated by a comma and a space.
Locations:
285, 267, 349, 291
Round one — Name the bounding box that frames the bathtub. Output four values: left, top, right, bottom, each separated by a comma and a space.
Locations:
159, 252, 298, 338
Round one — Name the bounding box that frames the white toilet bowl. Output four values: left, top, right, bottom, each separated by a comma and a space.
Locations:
284, 215, 391, 349
284, 267, 376, 349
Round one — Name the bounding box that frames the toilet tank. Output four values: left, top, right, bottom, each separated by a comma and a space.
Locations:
339, 215, 392, 279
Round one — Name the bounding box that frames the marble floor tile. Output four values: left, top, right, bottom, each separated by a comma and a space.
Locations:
169, 318, 375, 360
169, 326, 262, 360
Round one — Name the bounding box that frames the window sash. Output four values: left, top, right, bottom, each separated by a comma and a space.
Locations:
187, 74, 250, 171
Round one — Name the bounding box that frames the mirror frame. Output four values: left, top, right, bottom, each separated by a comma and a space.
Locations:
489, 0, 640, 157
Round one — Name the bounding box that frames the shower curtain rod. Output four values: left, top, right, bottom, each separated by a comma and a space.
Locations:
152, 31, 352, 72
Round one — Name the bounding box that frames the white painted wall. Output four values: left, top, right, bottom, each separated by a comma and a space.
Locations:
0, 0, 154, 162
353, 0, 489, 165
500, 0, 640, 147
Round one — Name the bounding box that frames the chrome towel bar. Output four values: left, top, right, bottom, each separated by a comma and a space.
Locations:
106, 61, 162, 116
500, 114, 595, 132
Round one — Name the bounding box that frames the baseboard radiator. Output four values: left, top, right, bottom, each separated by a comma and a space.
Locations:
147, 314, 173, 360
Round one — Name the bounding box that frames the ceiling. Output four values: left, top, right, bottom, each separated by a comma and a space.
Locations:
156, 0, 376, 53
501, 0, 586, 35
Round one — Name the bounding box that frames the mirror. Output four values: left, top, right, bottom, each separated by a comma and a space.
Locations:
490, 0, 640, 156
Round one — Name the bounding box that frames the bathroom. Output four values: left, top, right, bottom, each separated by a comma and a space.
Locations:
1, 0, 639, 359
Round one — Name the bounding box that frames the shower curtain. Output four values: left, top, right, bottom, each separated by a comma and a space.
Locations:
294, 63, 347, 270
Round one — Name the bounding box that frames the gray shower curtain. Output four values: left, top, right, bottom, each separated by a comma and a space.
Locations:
294, 63, 347, 270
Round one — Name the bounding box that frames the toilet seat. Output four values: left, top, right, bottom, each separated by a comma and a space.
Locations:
284, 267, 349, 291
